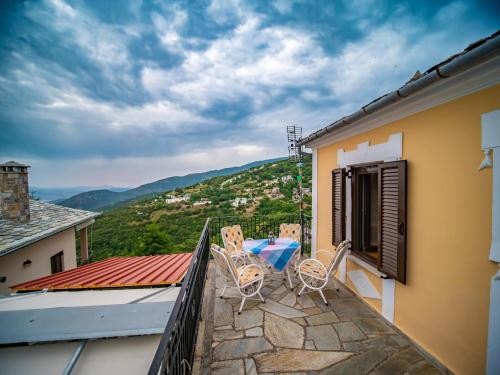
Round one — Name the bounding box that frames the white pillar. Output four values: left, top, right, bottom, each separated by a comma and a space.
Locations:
311, 147, 318, 258
80, 227, 89, 264
481, 110, 500, 375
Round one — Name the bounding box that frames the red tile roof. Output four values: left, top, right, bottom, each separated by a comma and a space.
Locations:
11, 253, 193, 291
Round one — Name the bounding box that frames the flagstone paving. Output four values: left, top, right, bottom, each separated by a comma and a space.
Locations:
198, 262, 445, 375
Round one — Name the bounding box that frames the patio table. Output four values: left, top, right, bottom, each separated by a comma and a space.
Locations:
243, 237, 300, 290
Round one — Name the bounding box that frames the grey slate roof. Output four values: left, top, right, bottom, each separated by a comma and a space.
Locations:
0, 200, 100, 256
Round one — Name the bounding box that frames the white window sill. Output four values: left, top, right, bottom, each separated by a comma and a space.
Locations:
347, 253, 387, 278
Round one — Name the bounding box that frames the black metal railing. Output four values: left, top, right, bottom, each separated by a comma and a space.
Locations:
149, 214, 312, 374
148, 219, 210, 375
210, 214, 312, 255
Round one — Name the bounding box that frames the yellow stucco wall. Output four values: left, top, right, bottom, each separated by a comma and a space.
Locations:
316, 84, 499, 374
0, 228, 77, 294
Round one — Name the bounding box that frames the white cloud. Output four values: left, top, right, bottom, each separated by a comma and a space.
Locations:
26, 0, 134, 77
141, 15, 331, 110
5, 0, 496, 187
49, 0, 76, 18
435, 1, 468, 23
17, 144, 281, 187
151, 10, 189, 53
37, 91, 209, 131
207, 0, 245, 24
272, 0, 294, 14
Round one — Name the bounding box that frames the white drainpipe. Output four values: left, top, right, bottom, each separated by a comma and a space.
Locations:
481, 110, 500, 375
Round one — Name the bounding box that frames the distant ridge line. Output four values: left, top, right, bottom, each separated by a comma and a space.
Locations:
57, 157, 286, 211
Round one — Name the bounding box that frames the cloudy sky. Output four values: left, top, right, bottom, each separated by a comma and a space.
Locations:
0, 0, 498, 187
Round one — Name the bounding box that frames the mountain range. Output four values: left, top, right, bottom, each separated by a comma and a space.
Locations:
88, 157, 311, 260
32, 186, 129, 203
58, 157, 286, 211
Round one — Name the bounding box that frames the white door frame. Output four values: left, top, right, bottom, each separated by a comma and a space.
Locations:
337, 132, 403, 323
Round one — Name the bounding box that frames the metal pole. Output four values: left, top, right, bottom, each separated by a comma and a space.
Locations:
62, 341, 87, 375
297, 161, 304, 251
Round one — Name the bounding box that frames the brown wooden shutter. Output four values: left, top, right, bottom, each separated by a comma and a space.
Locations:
332, 168, 346, 246
378, 160, 407, 283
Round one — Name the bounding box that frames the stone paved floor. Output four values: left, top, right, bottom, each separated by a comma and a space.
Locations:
197, 261, 445, 375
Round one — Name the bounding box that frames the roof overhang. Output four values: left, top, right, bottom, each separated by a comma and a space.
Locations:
300, 33, 500, 149
0, 212, 101, 257
75, 219, 95, 231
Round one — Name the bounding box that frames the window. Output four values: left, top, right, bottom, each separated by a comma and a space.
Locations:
352, 163, 380, 264
332, 160, 407, 283
50, 251, 64, 274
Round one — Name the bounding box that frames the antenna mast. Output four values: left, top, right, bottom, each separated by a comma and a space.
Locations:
287, 126, 304, 235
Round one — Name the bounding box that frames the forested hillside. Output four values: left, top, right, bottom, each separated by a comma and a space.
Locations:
60, 158, 284, 211
86, 158, 312, 261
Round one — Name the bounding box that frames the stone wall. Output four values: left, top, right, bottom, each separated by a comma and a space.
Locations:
0, 169, 30, 222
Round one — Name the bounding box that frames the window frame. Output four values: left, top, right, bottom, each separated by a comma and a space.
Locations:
349, 161, 383, 267
50, 251, 64, 274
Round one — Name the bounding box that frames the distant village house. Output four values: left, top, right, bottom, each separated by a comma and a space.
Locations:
193, 199, 211, 207
165, 193, 190, 204
231, 197, 248, 207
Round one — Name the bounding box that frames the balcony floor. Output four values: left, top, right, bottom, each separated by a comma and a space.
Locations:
194, 261, 444, 375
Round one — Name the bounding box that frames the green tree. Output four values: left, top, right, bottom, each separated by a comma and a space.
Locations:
137, 223, 170, 255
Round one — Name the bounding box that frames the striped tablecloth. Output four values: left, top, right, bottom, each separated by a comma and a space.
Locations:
243, 237, 300, 272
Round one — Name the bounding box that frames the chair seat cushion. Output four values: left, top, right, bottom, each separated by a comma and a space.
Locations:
237, 265, 264, 287
300, 261, 326, 279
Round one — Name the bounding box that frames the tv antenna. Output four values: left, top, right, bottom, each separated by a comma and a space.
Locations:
286, 126, 304, 239
287, 126, 303, 162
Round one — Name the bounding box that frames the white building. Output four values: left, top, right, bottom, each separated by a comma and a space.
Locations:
165, 194, 190, 204
263, 178, 279, 187
193, 199, 211, 207
0, 162, 100, 295
231, 197, 248, 207
0, 287, 180, 375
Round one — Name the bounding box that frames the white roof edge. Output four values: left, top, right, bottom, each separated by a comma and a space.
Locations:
302, 32, 500, 148
306, 55, 500, 149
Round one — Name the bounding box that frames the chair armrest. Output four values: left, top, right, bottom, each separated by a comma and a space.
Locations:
316, 250, 335, 260
231, 253, 246, 264
226, 242, 239, 254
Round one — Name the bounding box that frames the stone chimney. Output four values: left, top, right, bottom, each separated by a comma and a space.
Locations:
0, 161, 30, 222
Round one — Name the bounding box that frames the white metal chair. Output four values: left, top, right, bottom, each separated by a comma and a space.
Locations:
297, 240, 350, 305
221, 224, 253, 266
211, 244, 265, 313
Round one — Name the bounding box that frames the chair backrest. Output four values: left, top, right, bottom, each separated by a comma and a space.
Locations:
327, 241, 350, 275
210, 244, 238, 282
221, 225, 245, 254
279, 223, 301, 243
